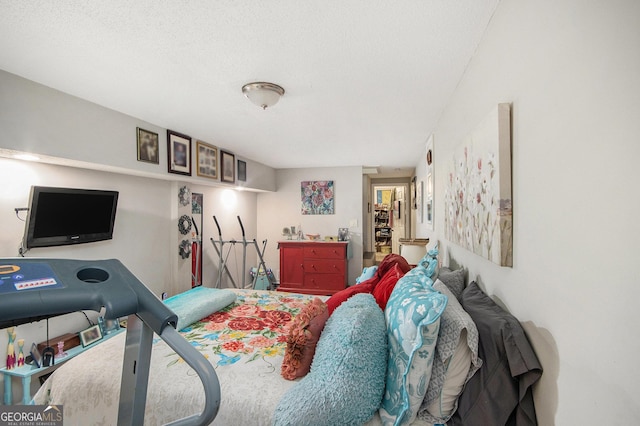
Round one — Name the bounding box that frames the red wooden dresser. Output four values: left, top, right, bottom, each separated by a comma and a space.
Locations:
278, 241, 348, 295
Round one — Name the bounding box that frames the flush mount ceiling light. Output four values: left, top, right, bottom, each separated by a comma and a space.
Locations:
242, 82, 285, 110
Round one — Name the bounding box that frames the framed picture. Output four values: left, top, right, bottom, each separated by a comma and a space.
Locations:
30, 342, 42, 368
137, 127, 159, 164
167, 129, 192, 176
301, 180, 335, 215
103, 318, 120, 335
418, 180, 424, 224
79, 324, 103, 347
426, 198, 433, 227
444, 104, 512, 266
220, 150, 235, 183
237, 160, 247, 181
196, 140, 218, 179
411, 176, 417, 209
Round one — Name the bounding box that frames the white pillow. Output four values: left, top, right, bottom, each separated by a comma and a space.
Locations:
418, 281, 482, 424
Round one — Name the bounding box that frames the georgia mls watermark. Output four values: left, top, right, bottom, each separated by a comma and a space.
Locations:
0, 405, 63, 426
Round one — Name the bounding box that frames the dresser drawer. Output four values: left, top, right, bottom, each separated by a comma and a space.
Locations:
303, 246, 345, 260
303, 260, 345, 275
303, 274, 345, 292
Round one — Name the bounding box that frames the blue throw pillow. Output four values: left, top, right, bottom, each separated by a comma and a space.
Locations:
417, 244, 439, 276
273, 294, 387, 426
356, 265, 378, 283
164, 287, 236, 331
379, 251, 448, 426
404, 244, 439, 285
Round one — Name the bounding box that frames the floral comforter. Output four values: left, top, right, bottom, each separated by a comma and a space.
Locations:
179, 291, 308, 369
32, 289, 426, 426
33, 290, 318, 425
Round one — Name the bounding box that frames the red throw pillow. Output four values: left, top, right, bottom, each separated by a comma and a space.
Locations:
375, 254, 411, 283
281, 298, 329, 380
325, 281, 375, 314
372, 263, 405, 310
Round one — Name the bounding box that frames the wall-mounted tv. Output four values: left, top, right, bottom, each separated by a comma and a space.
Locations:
23, 186, 119, 249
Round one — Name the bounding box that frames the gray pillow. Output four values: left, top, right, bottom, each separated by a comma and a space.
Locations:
450, 282, 542, 425
437, 267, 465, 300
419, 281, 482, 424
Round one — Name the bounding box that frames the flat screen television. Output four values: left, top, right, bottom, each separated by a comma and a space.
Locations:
23, 186, 119, 249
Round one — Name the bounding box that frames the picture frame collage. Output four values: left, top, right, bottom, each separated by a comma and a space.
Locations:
136, 127, 245, 183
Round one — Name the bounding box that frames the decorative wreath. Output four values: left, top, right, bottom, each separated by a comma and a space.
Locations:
179, 240, 191, 259
178, 185, 191, 206
178, 215, 192, 235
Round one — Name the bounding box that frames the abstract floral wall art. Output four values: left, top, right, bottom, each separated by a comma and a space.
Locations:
444, 103, 513, 266
301, 180, 334, 215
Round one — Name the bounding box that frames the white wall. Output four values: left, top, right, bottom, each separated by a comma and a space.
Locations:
195, 184, 260, 290
257, 167, 363, 284
418, 0, 640, 424
0, 70, 266, 402
0, 158, 260, 401
0, 159, 174, 293
0, 69, 277, 192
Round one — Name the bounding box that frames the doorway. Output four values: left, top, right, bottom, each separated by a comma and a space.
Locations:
371, 184, 409, 263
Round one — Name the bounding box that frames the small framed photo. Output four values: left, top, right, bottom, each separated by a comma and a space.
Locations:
196, 140, 218, 179
220, 150, 235, 183
167, 129, 192, 176
103, 318, 120, 334
137, 127, 159, 164
30, 342, 42, 368
338, 228, 349, 241
79, 324, 103, 347
237, 160, 247, 181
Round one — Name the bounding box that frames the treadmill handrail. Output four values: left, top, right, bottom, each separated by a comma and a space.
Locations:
161, 326, 221, 426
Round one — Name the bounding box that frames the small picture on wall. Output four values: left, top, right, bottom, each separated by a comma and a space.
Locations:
136, 127, 159, 164
196, 140, 218, 179
220, 150, 235, 183
237, 160, 247, 181
426, 198, 433, 227
411, 176, 417, 209
167, 130, 192, 176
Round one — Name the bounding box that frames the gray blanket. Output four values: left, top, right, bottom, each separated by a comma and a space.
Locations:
449, 282, 542, 426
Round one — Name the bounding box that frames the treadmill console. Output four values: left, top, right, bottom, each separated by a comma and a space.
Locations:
0, 258, 176, 333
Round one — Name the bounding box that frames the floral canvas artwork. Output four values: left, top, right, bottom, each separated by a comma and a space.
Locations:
301, 180, 334, 215
444, 103, 513, 267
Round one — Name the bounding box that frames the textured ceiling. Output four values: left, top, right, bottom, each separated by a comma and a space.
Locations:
0, 1, 499, 174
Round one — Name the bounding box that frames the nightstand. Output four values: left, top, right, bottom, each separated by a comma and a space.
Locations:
1, 328, 124, 405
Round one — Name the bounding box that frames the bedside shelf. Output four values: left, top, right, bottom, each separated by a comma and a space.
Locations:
1, 328, 124, 405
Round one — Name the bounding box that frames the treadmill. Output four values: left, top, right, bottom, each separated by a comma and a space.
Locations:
0, 258, 220, 426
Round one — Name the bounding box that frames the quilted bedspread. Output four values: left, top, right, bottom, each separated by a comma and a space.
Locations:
32, 288, 432, 426
33, 290, 317, 425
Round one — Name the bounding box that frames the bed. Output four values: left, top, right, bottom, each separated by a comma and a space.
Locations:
32, 252, 542, 426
